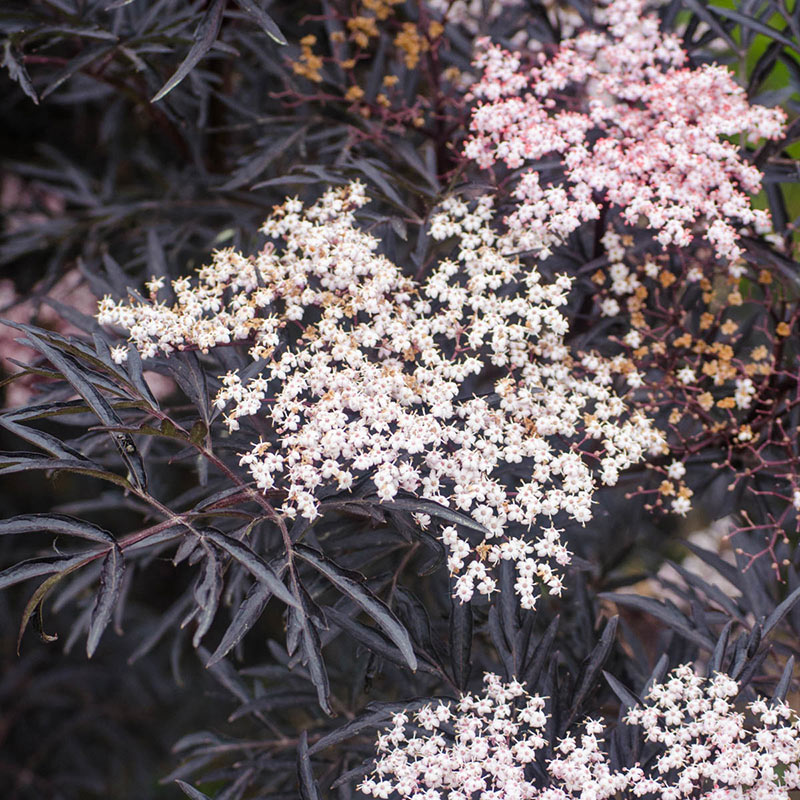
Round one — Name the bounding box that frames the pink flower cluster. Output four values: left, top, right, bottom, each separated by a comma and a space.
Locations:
360, 667, 800, 800
463, 0, 786, 266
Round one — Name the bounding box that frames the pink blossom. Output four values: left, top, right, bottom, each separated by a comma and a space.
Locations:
463, 0, 786, 267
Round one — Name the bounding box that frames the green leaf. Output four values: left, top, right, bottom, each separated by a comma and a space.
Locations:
17, 558, 89, 652
152, 0, 227, 102
189, 420, 207, 445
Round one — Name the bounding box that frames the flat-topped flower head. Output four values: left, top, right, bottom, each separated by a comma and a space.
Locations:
360, 667, 800, 800
98, 184, 664, 608
463, 0, 785, 267
359, 673, 548, 800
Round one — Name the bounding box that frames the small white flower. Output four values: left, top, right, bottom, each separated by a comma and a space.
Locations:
666, 460, 686, 480
110, 345, 129, 364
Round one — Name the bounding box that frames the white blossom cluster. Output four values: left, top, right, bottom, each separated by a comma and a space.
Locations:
97, 183, 664, 608
360, 673, 545, 799
360, 667, 800, 800
551, 665, 800, 800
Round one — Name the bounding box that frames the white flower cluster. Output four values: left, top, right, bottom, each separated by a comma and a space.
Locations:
97, 183, 664, 608
551, 664, 800, 800
359, 673, 547, 800
360, 667, 800, 800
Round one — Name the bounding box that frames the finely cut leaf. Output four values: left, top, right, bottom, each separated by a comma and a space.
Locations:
233, 0, 286, 44
569, 616, 619, 723
600, 593, 713, 650
325, 607, 436, 673
203, 529, 297, 608
87, 545, 125, 657
708, 5, 797, 50
192, 548, 223, 648
206, 580, 272, 666
175, 780, 213, 800
772, 655, 795, 704
379, 497, 491, 536
290, 582, 332, 716
12, 325, 147, 489
0, 553, 91, 591
0, 456, 132, 488
298, 730, 321, 800
295, 545, 417, 671
682, 0, 740, 50
603, 670, 640, 710
0, 513, 113, 544
308, 707, 394, 756
2, 40, 38, 104
152, 0, 226, 102
229, 690, 316, 721
18, 571, 70, 652
41, 44, 116, 99
763, 583, 800, 637
449, 594, 472, 689
709, 619, 734, 675
198, 646, 252, 707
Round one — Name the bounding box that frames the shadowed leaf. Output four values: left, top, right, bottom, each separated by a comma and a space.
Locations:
87, 544, 125, 657
152, 0, 227, 102
295, 544, 417, 671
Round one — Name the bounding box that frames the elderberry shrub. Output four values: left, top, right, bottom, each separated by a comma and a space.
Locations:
1, 1, 800, 798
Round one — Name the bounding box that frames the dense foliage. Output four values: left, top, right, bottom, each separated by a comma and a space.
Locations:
2, 1, 800, 799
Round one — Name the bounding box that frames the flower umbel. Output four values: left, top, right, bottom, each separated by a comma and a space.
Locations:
464, 0, 785, 266
98, 183, 664, 607
360, 667, 800, 800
